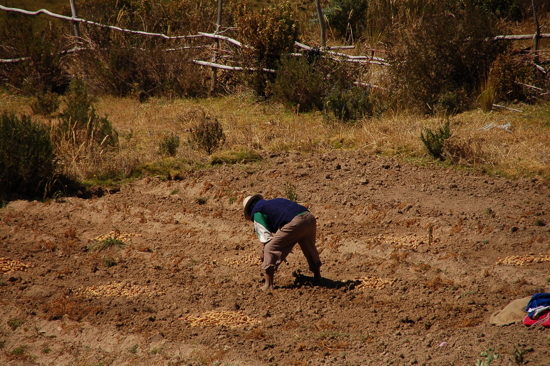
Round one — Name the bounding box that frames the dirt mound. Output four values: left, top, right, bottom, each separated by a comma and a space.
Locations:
1, 151, 549, 365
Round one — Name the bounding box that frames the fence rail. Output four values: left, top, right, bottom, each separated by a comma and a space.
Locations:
1, 4, 548, 74
0, 4, 391, 69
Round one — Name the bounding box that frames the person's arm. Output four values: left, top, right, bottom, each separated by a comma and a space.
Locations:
253, 212, 273, 244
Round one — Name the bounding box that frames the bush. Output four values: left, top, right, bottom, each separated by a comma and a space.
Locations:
284, 182, 298, 202
273, 56, 378, 120
490, 52, 549, 104
235, 3, 298, 96
271, 56, 326, 112
52, 79, 119, 180
188, 117, 226, 155
386, 1, 507, 114
76, 0, 214, 98
420, 120, 452, 160
325, 86, 374, 121
0, 112, 57, 200
0, 15, 69, 95
158, 134, 180, 157
57, 79, 118, 148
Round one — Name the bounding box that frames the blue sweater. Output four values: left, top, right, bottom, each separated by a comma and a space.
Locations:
250, 198, 307, 231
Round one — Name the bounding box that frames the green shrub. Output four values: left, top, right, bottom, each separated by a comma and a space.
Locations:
271, 56, 326, 112
88, 237, 125, 251
10, 345, 29, 358
235, 2, 298, 96
325, 86, 374, 121
158, 134, 180, 157
420, 120, 452, 160
284, 182, 298, 202
188, 117, 226, 155
7, 318, 24, 331
386, 1, 507, 114
0, 112, 57, 200
273, 56, 379, 119
57, 79, 118, 148
475, 347, 498, 366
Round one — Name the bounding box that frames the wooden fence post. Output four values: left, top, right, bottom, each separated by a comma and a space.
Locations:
315, 0, 326, 48
531, 0, 540, 59
69, 0, 80, 38
210, 0, 223, 95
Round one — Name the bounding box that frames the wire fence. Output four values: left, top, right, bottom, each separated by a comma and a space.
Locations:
0, 4, 388, 68
0, 2, 548, 99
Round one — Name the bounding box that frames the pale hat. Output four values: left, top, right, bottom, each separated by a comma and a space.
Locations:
243, 194, 263, 220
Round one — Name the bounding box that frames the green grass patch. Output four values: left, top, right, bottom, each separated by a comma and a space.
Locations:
210, 149, 263, 165
132, 158, 204, 180
7, 318, 24, 331
88, 237, 126, 251
10, 345, 29, 358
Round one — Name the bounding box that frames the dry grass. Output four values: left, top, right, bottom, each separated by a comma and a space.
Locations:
1, 92, 549, 182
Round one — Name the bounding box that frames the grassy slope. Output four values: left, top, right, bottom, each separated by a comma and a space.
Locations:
94, 96, 550, 182
4, 93, 547, 185
0, 1, 548, 184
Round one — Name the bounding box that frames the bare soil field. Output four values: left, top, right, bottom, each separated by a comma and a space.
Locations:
1, 150, 550, 365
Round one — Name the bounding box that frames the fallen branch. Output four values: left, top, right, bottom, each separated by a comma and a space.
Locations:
192, 60, 275, 73
294, 41, 389, 65
0, 5, 202, 40
325, 48, 387, 62
534, 64, 547, 74
493, 33, 550, 40
0, 46, 87, 63
0, 56, 31, 64
492, 104, 523, 113
198, 32, 249, 49
515, 82, 544, 92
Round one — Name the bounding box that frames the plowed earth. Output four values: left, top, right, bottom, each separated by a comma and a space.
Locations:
1, 151, 550, 365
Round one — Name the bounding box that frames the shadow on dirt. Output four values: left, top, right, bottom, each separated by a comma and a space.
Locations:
280, 270, 360, 291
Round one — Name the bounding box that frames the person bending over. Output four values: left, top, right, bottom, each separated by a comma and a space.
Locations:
243, 194, 322, 290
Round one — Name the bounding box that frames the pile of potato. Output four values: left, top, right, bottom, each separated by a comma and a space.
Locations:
92, 231, 142, 244
73, 282, 165, 298
355, 276, 395, 290
496, 254, 550, 266
0, 257, 33, 274
381, 235, 422, 250
183, 310, 261, 328
223, 253, 261, 267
